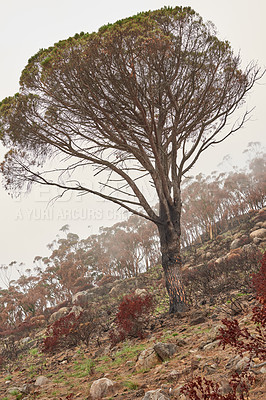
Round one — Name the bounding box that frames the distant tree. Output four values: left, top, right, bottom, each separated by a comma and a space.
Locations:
0, 6, 262, 312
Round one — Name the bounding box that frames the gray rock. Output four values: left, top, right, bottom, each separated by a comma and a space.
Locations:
203, 340, 220, 350
135, 288, 148, 297
35, 376, 49, 386
250, 228, 266, 240
72, 291, 90, 306
90, 378, 116, 399
136, 348, 161, 371
226, 355, 251, 373
142, 389, 170, 400
230, 238, 242, 249
49, 307, 69, 323
153, 343, 178, 361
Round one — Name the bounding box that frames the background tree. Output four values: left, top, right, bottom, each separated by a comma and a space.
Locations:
0, 6, 261, 312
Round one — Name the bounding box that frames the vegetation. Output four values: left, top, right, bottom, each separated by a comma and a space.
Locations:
0, 6, 262, 313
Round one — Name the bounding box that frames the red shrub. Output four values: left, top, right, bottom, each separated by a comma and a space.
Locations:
42, 312, 81, 353
252, 252, 266, 303
181, 374, 252, 400
110, 293, 154, 344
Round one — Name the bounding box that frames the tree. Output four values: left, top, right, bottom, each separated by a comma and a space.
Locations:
0, 6, 262, 312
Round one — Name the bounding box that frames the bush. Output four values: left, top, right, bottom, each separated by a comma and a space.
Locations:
109, 293, 154, 345
42, 312, 81, 353
180, 374, 252, 400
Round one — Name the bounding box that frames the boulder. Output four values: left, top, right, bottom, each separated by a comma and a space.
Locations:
135, 288, 148, 297
250, 228, 266, 240
70, 305, 83, 317
230, 238, 243, 250
135, 348, 161, 371
153, 343, 178, 361
49, 307, 69, 323
72, 291, 90, 306
142, 389, 170, 400
35, 376, 49, 386
90, 378, 116, 399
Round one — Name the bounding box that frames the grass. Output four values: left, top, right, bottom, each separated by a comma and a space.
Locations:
123, 380, 139, 390
29, 347, 39, 356
69, 358, 95, 378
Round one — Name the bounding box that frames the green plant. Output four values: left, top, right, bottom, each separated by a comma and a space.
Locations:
123, 380, 139, 390
29, 347, 39, 355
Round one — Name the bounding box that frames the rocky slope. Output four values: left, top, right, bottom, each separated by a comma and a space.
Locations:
0, 208, 265, 400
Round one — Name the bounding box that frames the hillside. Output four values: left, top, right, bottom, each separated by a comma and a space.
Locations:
0, 208, 265, 400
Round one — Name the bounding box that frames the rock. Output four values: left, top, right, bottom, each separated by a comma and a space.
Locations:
21, 336, 31, 345
218, 380, 232, 395
35, 376, 49, 386
72, 291, 90, 306
136, 348, 161, 371
90, 378, 116, 399
226, 355, 251, 373
168, 370, 181, 380
250, 228, 266, 240
153, 342, 178, 361
202, 362, 218, 374
142, 389, 170, 400
203, 340, 220, 350
135, 288, 148, 297
49, 307, 69, 323
20, 383, 34, 394
136, 388, 145, 397
230, 238, 243, 249
70, 305, 83, 317
190, 315, 206, 325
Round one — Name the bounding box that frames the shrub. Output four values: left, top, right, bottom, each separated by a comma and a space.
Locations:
180, 374, 252, 400
42, 307, 111, 352
109, 293, 154, 345
42, 312, 81, 353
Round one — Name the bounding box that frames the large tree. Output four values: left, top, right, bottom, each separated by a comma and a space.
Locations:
0, 7, 261, 312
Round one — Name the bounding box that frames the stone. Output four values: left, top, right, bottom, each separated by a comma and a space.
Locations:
153, 342, 178, 361
226, 355, 251, 373
21, 336, 31, 345
90, 378, 116, 399
20, 383, 34, 394
250, 228, 266, 240
49, 307, 69, 323
235, 356, 251, 373
142, 389, 170, 400
70, 305, 83, 317
136, 347, 161, 371
168, 369, 181, 380
135, 288, 148, 297
230, 238, 243, 249
218, 380, 232, 395
35, 376, 49, 386
72, 291, 90, 306
190, 315, 206, 325
203, 340, 220, 350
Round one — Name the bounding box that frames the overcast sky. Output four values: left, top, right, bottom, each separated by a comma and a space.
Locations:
0, 0, 265, 276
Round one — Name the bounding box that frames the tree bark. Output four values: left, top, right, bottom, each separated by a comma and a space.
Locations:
158, 204, 188, 313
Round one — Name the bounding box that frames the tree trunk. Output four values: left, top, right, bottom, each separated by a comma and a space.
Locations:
158, 204, 188, 313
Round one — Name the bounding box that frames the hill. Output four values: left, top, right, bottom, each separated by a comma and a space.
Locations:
0, 208, 265, 400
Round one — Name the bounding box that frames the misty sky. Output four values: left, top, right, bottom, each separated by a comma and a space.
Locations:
0, 0, 265, 275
